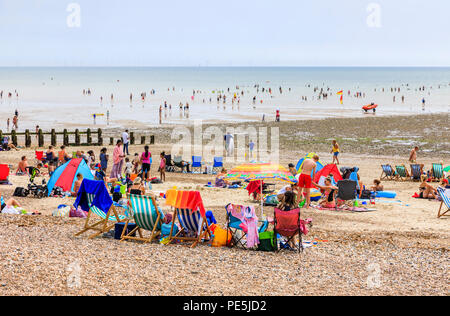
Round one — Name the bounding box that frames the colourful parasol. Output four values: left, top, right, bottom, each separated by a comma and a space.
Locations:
221, 162, 296, 184
444, 166, 450, 173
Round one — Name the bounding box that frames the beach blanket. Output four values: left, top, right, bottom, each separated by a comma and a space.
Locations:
312, 205, 376, 213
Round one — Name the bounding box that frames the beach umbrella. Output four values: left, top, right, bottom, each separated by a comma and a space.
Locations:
221, 162, 296, 216
444, 166, 450, 173
295, 153, 324, 175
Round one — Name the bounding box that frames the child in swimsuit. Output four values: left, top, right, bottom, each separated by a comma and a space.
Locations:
159, 152, 166, 182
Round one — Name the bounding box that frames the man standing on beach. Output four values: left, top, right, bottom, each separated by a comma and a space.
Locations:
297, 155, 319, 209
122, 130, 130, 156
409, 146, 419, 163
248, 140, 255, 159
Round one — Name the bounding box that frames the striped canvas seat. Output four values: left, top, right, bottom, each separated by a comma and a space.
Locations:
432, 163, 444, 181
410, 164, 422, 181
121, 194, 163, 243
395, 165, 410, 181
86, 193, 127, 222
437, 187, 450, 218
381, 164, 396, 180
129, 194, 162, 231
75, 180, 126, 239
177, 208, 204, 236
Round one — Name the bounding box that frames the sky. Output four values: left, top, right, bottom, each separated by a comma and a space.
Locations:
0, 0, 449, 67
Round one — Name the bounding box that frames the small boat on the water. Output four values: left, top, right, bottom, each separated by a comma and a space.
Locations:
362, 103, 378, 113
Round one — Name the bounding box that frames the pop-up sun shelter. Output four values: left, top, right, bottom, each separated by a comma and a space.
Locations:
47, 158, 94, 195
296, 153, 324, 177
314, 164, 343, 186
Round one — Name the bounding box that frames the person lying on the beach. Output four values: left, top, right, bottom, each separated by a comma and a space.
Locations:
215, 168, 230, 187
1, 194, 21, 213
277, 184, 297, 204
71, 173, 83, 197
371, 179, 384, 192
418, 175, 437, 199
17, 156, 29, 175
313, 177, 337, 208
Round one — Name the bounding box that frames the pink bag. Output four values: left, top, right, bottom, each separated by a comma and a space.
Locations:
69, 207, 88, 218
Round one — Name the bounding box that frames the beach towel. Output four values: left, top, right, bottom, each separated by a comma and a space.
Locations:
74, 179, 113, 213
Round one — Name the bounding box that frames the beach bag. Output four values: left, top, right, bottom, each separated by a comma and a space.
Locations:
211, 226, 232, 247
112, 192, 122, 202
360, 190, 372, 200
53, 205, 71, 217
257, 231, 276, 252
151, 178, 162, 184
13, 187, 28, 197
69, 206, 87, 218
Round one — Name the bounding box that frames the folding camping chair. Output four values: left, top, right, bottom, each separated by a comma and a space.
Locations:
273, 208, 303, 253
410, 164, 423, 181
436, 187, 450, 219
395, 165, 411, 181
35, 151, 45, 164
192, 156, 203, 173
335, 180, 357, 209
381, 164, 396, 180
225, 204, 268, 249
75, 179, 128, 239
165, 155, 175, 172
173, 156, 183, 172
121, 194, 163, 243
432, 163, 444, 182
168, 191, 211, 248
212, 157, 223, 174
0, 164, 10, 184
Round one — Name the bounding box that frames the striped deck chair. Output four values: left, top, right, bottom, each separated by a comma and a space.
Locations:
395, 165, 410, 181
380, 164, 396, 180
75, 180, 127, 239
432, 163, 444, 182
410, 164, 423, 181
437, 187, 450, 218
121, 194, 163, 243
169, 201, 211, 248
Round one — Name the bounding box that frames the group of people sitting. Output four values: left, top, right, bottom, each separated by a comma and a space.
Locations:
416, 176, 449, 200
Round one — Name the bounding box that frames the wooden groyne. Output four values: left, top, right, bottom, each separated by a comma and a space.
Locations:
0, 129, 155, 148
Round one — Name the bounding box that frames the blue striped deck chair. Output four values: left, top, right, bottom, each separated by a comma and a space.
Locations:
395, 165, 410, 181
225, 204, 268, 249
212, 157, 223, 174
410, 164, 423, 181
191, 156, 203, 174
75, 179, 127, 239
381, 164, 396, 180
121, 194, 164, 243
437, 187, 450, 218
169, 201, 211, 248
432, 163, 444, 182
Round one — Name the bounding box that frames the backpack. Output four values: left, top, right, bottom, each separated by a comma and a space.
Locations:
360, 190, 372, 200
13, 187, 29, 197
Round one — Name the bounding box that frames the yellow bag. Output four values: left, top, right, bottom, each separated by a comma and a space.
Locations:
212, 226, 232, 247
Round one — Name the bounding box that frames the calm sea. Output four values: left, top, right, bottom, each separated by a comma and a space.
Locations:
0, 67, 449, 130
